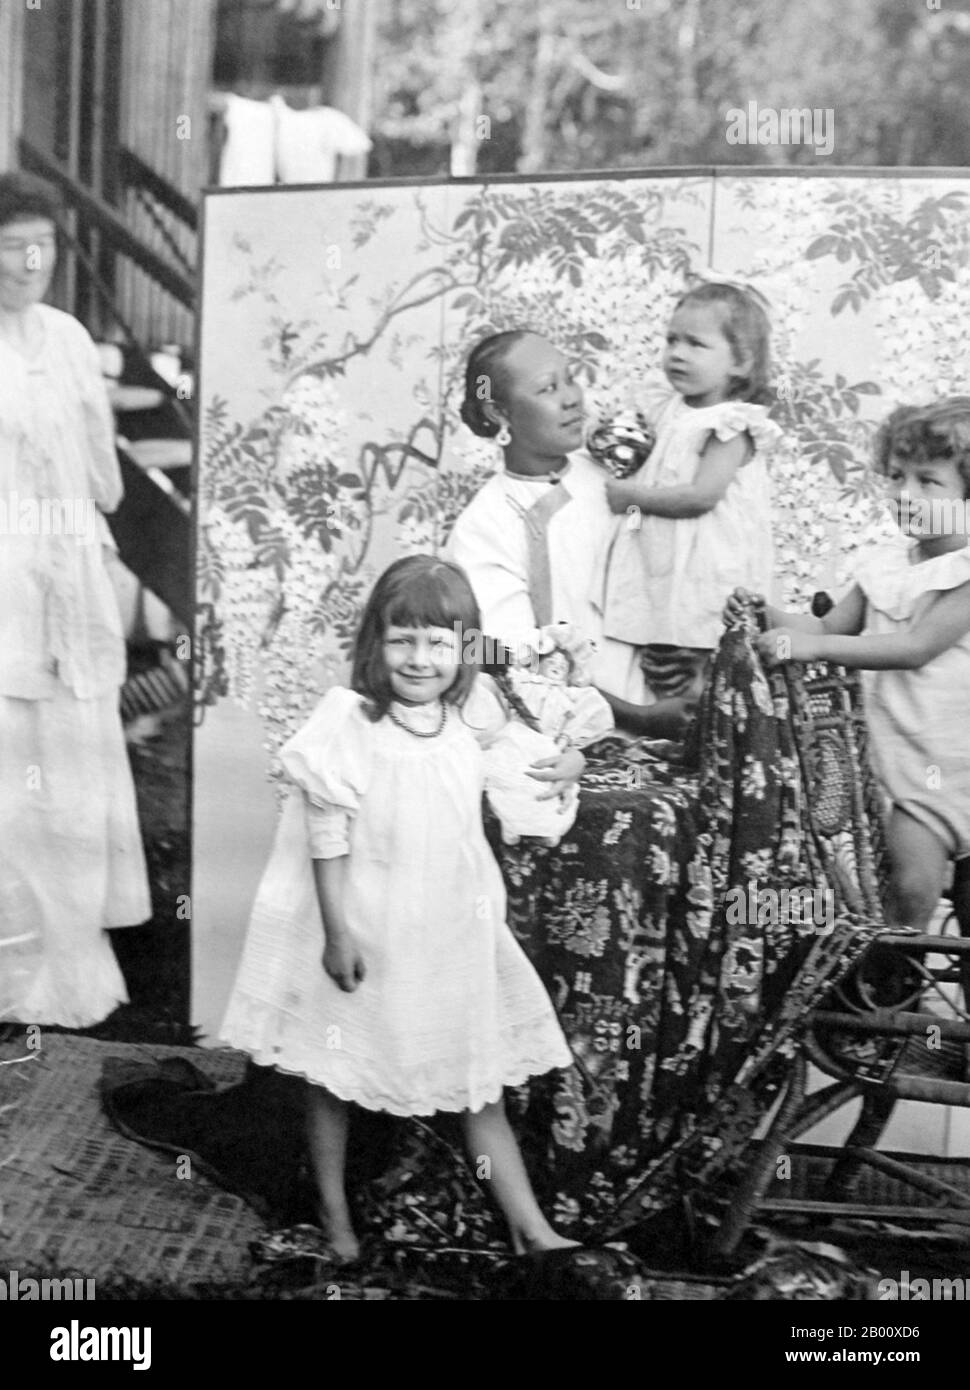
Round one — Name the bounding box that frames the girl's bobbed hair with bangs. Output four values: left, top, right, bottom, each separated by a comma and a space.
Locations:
873, 397, 970, 496
673, 282, 773, 406
351, 554, 481, 721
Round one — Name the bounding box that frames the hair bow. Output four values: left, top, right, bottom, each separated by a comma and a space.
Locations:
685, 266, 773, 317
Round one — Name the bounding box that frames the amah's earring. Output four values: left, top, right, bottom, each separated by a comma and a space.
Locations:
495, 424, 512, 447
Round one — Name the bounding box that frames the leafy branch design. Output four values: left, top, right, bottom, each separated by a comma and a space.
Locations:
806, 190, 969, 314
772, 361, 882, 484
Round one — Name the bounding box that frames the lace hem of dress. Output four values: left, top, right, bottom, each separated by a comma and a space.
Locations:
219, 996, 572, 1116
4, 948, 129, 1028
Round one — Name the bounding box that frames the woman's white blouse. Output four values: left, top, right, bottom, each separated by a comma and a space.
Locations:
445, 450, 615, 663
0, 305, 126, 699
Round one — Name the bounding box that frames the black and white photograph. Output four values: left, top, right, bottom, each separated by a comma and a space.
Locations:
1, 0, 970, 1346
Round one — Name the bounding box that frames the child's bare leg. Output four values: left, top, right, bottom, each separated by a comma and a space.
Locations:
884, 808, 950, 931
462, 1097, 577, 1254
305, 1084, 359, 1259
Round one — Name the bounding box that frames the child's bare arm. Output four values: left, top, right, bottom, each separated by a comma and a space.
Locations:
759, 580, 970, 671
605, 432, 750, 519
312, 856, 366, 992
312, 856, 349, 935
726, 584, 866, 636
526, 745, 586, 800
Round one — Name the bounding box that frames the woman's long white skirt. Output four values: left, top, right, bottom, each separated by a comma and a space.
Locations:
0, 687, 151, 1027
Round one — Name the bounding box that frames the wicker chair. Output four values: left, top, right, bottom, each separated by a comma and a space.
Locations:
710, 652, 970, 1257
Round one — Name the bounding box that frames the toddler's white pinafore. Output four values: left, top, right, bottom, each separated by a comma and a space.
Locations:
855, 536, 970, 860
601, 395, 780, 650
220, 684, 573, 1115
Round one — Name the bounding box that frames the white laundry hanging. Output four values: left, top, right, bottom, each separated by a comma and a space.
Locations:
270, 94, 372, 183
218, 93, 277, 186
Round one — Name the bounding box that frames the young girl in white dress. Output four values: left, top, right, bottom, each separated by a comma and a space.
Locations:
220, 555, 580, 1261
729, 398, 970, 934
599, 281, 781, 703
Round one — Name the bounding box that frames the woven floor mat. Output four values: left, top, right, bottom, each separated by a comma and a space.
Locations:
0, 1034, 931, 1299
0, 1034, 734, 1299
0, 1034, 260, 1290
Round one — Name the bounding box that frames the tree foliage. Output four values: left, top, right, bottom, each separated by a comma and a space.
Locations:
369, 0, 970, 175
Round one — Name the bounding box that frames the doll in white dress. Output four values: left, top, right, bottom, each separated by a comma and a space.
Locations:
481, 716, 579, 848
221, 555, 582, 1261
511, 624, 615, 745
484, 623, 613, 847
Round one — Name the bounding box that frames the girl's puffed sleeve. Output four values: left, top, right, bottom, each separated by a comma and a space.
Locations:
279, 687, 373, 858
708, 401, 782, 456
854, 537, 970, 622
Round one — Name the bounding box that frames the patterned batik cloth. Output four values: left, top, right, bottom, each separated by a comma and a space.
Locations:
458, 618, 882, 1238
639, 644, 712, 702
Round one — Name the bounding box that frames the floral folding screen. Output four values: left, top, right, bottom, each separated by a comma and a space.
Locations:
191, 170, 970, 1035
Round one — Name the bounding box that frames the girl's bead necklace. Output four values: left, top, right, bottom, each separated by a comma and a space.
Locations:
387, 700, 447, 738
